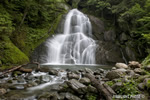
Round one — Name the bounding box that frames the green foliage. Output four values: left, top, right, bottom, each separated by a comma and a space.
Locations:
106, 81, 114, 86
0, 38, 29, 66
115, 80, 139, 95
142, 54, 150, 66
86, 93, 97, 100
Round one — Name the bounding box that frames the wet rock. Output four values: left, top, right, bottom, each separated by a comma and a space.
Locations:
64, 92, 81, 100
87, 85, 98, 93
67, 79, 87, 94
85, 68, 93, 75
138, 83, 145, 90
94, 68, 104, 75
0, 88, 7, 95
128, 61, 141, 69
79, 77, 91, 85
67, 72, 80, 80
115, 63, 128, 69
9, 84, 25, 90
111, 82, 123, 91
49, 69, 59, 75
38, 92, 59, 100
40, 75, 52, 82
105, 69, 126, 80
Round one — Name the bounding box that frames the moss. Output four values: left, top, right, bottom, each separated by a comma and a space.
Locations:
142, 54, 150, 66
0, 38, 29, 67
106, 81, 114, 86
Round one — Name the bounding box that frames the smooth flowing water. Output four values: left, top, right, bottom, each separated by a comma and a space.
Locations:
44, 9, 97, 64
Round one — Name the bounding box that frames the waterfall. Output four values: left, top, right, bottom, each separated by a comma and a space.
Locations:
44, 9, 97, 64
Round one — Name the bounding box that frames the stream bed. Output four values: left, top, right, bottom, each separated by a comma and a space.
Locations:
0, 65, 112, 100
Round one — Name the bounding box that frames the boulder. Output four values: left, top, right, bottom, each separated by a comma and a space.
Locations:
67, 79, 87, 94
85, 68, 94, 75
79, 77, 91, 85
105, 69, 126, 80
126, 70, 135, 76
67, 72, 80, 80
115, 63, 128, 69
144, 65, 150, 71
134, 68, 145, 75
0, 88, 7, 95
104, 30, 116, 42
143, 78, 150, 90
111, 82, 123, 91
65, 92, 81, 100
128, 61, 141, 69
87, 85, 98, 93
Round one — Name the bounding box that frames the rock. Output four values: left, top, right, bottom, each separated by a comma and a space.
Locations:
128, 61, 141, 69
138, 83, 145, 90
115, 63, 128, 69
38, 92, 59, 100
49, 69, 59, 75
104, 30, 116, 42
67, 79, 87, 94
40, 75, 52, 82
65, 92, 81, 100
87, 85, 98, 93
144, 65, 150, 71
67, 72, 80, 80
39, 67, 50, 72
120, 32, 128, 41
85, 68, 93, 75
126, 70, 135, 76
0, 88, 7, 95
143, 78, 150, 89
111, 82, 123, 91
132, 74, 140, 79
9, 84, 25, 90
105, 69, 126, 80
112, 67, 116, 70
137, 75, 150, 82
79, 77, 91, 85
134, 68, 145, 75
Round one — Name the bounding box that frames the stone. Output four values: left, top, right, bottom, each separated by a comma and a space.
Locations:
104, 30, 116, 42
9, 84, 25, 90
79, 77, 91, 85
112, 67, 116, 70
128, 61, 141, 69
0, 88, 7, 95
115, 63, 128, 69
49, 69, 59, 75
126, 70, 135, 76
137, 75, 150, 82
85, 68, 94, 75
134, 68, 145, 75
67, 72, 80, 80
38, 92, 59, 100
144, 65, 150, 71
105, 69, 126, 80
65, 92, 81, 100
138, 83, 145, 90
111, 82, 123, 91
87, 85, 98, 93
133, 74, 140, 79
143, 78, 150, 89
67, 79, 87, 94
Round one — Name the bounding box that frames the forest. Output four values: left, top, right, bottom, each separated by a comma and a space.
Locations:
0, 0, 150, 100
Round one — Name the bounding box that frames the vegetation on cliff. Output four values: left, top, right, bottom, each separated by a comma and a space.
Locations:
0, 0, 69, 68
77, 0, 150, 65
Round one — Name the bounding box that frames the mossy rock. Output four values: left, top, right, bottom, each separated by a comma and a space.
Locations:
0, 39, 29, 67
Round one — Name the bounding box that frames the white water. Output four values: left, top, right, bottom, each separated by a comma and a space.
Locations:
44, 9, 97, 64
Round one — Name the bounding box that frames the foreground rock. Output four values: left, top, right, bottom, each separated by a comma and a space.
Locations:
67, 79, 87, 94
128, 61, 141, 69
115, 63, 128, 69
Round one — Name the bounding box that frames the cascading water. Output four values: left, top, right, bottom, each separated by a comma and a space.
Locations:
44, 9, 97, 64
